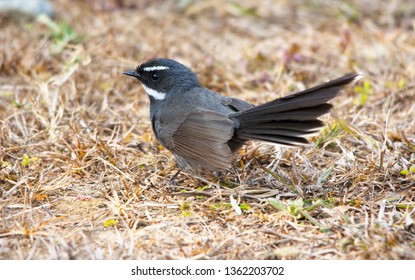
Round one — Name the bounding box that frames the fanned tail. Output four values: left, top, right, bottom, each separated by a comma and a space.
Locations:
232, 73, 362, 146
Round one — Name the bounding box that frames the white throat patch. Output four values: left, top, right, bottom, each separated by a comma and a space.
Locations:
141, 84, 166, 100
142, 66, 170, 72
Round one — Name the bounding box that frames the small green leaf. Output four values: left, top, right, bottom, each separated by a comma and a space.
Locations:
12, 100, 23, 108
315, 122, 341, 148
318, 165, 334, 184
196, 185, 210, 191
400, 169, 409, 176
291, 199, 304, 209
354, 80, 372, 106
409, 166, 415, 173
101, 82, 110, 91
268, 199, 286, 212
398, 78, 405, 89
103, 219, 118, 227
385, 81, 394, 89
180, 202, 192, 216
36, 14, 78, 54
209, 203, 219, 210
227, 3, 257, 17
22, 154, 30, 167
289, 199, 304, 216
37, 14, 60, 34
239, 203, 251, 212
181, 211, 192, 217
300, 210, 330, 232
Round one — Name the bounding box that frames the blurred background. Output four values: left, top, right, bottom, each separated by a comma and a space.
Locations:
1, 0, 414, 106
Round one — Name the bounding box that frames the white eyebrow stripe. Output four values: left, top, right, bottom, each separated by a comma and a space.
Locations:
142, 66, 170, 72
141, 84, 166, 100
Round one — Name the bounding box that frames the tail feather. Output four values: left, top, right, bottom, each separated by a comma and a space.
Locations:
232, 73, 361, 146
247, 120, 324, 131
240, 104, 332, 124
240, 134, 310, 146
237, 128, 320, 138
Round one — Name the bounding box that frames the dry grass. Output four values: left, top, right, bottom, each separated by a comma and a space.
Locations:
1, 0, 414, 259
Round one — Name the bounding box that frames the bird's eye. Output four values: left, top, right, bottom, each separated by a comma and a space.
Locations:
151, 74, 159, 81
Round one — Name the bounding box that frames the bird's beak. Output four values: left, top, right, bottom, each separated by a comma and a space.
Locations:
123, 70, 141, 79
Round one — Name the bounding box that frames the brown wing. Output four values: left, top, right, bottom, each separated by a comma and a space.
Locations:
169, 110, 235, 171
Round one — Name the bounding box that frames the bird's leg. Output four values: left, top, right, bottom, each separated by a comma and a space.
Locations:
168, 169, 181, 185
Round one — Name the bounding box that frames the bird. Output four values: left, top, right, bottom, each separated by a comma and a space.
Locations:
124, 58, 361, 172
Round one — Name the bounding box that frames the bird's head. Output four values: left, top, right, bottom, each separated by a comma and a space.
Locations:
123, 58, 200, 101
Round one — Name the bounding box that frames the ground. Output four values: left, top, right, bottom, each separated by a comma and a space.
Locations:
0, 0, 414, 260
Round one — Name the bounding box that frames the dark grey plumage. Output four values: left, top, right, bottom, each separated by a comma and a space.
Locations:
124, 58, 360, 171
232, 73, 359, 147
